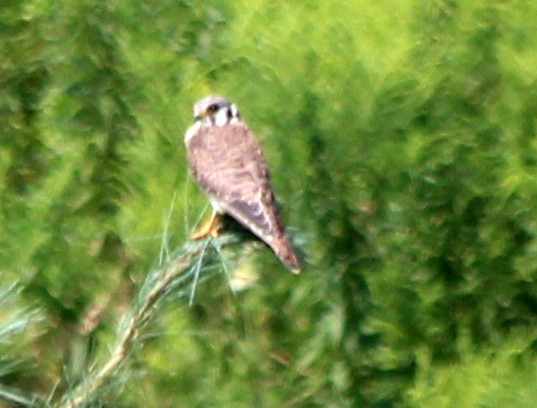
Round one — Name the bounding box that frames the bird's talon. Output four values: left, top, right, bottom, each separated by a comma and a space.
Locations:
209, 225, 222, 238
191, 230, 208, 240
191, 212, 221, 240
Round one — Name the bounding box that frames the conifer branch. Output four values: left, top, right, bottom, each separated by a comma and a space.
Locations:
57, 235, 237, 408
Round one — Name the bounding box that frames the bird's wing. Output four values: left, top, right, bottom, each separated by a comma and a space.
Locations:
186, 123, 283, 240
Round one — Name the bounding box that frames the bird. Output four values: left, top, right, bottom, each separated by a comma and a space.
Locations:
184, 95, 301, 274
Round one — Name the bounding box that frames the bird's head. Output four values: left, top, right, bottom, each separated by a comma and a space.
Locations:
193, 95, 241, 127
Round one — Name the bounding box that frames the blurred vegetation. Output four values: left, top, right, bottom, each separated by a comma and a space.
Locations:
1, 0, 537, 406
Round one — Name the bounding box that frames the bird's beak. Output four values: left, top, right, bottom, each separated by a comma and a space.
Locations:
193, 106, 206, 121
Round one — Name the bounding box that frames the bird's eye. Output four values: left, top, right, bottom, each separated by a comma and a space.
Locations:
207, 104, 218, 113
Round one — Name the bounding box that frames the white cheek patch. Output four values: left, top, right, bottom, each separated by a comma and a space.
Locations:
214, 108, 230, 127
229, 104, 240, 124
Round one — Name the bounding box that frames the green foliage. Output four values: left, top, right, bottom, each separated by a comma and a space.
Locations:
407, 333, 537, 408
0, 282, 42, 406
1, 0, 537, 406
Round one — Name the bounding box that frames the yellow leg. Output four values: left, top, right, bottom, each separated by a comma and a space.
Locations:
191, 211, 222, 240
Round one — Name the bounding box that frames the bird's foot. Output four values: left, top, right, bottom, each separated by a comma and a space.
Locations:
191, 212, 222, 240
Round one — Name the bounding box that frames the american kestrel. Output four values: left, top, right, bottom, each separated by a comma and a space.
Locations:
184, 95, 301, 274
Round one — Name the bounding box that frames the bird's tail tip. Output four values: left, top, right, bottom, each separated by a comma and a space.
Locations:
272, 235, 302, 274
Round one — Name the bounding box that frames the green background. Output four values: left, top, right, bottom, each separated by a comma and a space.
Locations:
2, 0, 537, 406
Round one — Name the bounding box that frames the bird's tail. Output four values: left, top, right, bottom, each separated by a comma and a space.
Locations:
270, 234, 301, 274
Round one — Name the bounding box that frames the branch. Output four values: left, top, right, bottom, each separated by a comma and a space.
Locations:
56, 235, 237, 408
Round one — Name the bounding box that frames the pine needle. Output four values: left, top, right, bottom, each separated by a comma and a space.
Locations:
55, 234, 239, 408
